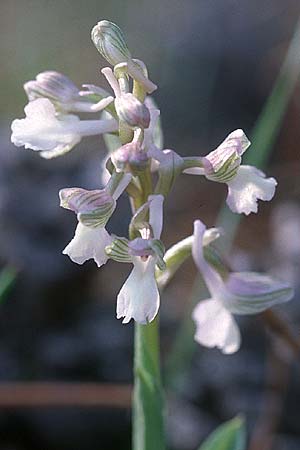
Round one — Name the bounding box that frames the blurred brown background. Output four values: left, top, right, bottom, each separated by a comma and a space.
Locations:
0, 1, 300, 449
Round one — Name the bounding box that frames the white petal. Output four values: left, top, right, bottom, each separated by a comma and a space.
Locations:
101, 67, 121, 97
100, 154, 111, 186
192, 299, 241, 354
226, 165, 277, 215
116, 258, 159, 324
143, 97, 162, 150
40, 139, 81, 158
148, 194, 164, 239
111, 173, 132, 200
24, 97, 57, 118
192, 220, 225, 297
63, 222, 112, 267
11, 98, 117, 156
11, 98, 81, 152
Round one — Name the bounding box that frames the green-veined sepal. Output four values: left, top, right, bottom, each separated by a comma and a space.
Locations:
105, 237, 132, 263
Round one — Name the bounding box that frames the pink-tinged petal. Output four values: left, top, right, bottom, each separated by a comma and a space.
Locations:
192, 299, 241, 354
192, 220, 225, 298
59, 188, 114, 213
224, 271, 294, 315
148, 194, 164, 239
206, 129, 250, 171
116, 258, 159, 324
63, 222, 112, 267
226, 165, 277, 215
24, 71, 79, 105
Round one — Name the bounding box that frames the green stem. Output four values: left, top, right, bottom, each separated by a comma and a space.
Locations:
131, 168, 166, 450
133, 319, 165, 450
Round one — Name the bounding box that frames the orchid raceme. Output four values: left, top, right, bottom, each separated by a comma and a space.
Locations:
192, 220, 294, 354
11, 18, 296, 450
11, 98, 118, 158
59, 173, 131, 267
184, 129, 277, 215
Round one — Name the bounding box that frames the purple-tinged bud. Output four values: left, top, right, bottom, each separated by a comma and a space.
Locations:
112, 142, 149, 173
115, 93, 150, 129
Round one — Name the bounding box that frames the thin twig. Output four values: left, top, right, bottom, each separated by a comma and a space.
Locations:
0, 382, 132, 408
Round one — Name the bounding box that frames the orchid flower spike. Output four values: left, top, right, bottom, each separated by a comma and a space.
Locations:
106, 195, 165, 324
184, 130, 277, 215
192, 220, 294, 354
11, 98, 118, 158
24, 71, 114, 113
59, 173, 131, 267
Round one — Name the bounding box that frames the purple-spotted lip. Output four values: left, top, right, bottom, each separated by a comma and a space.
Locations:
128, 238, 153, 258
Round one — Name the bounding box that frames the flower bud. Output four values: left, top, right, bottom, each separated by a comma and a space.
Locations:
111, 142, 149, 173
91, 20, 131, 66
115, 93, 150, 129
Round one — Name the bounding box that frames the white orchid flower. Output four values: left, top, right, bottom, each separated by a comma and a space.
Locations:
109, 195, 164, 324
60, 173, 131, 267
11, 98, 118, 158
192, 220, 294, 354
184, 129, 277, 215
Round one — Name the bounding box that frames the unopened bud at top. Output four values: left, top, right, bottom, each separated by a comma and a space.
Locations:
24, 71, 80, 109
91, 20, 131, 66
115, 93, 150, 129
